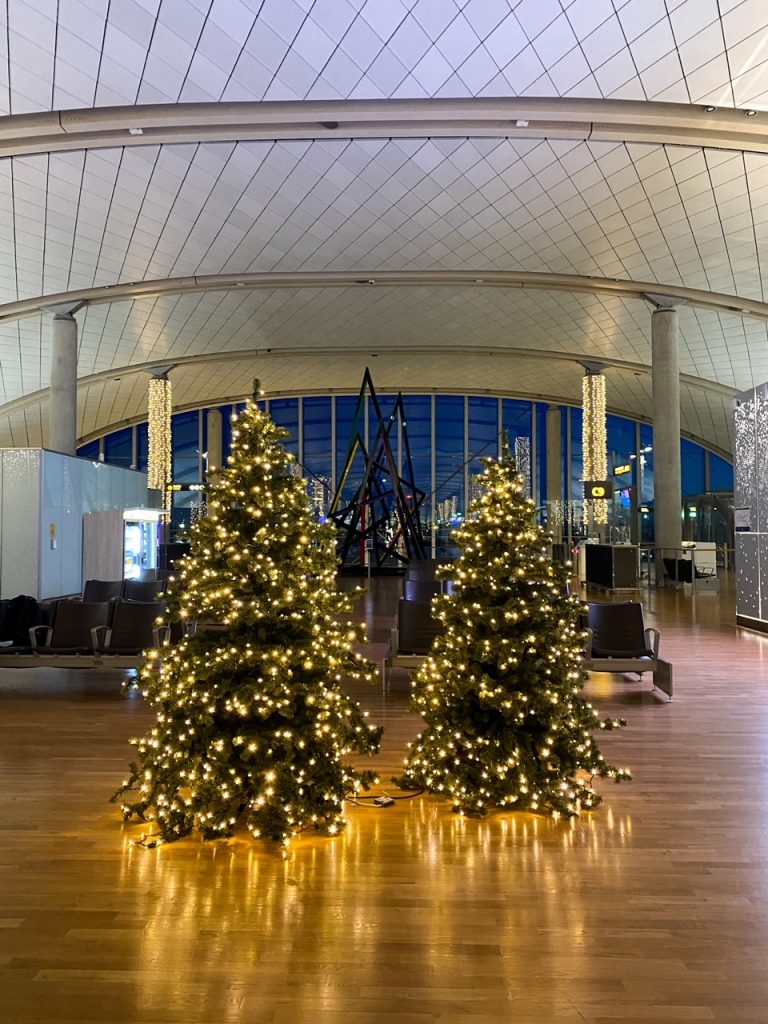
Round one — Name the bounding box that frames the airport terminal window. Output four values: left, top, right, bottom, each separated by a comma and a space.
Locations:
682, 438, 706, 496
81, 395, 732, 544
78, 440, 99, 462
503, 398, 534, 496
104, 427, 132, 469
172, 411, 200, 483
468, 397, 499, 480
435, 395, 465, 558
136, 423, 148, 472
569, 406, 583, 503
402, 395, 432, 519
303, 397, 332, 512
607, 415, 636, 469
268, 398, 299, 459
335, 395, 365, 506
710, 453, 733, 491
535, 403, 547, 504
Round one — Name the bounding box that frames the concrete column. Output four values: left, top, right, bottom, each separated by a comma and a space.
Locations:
206, 409, 223, 474
49, 313, 77, 455
651, 306, 682, 557
546, 405, 562, 505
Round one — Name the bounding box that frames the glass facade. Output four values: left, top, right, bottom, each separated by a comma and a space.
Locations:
103, 427, 132, 469
269, 398, 299, 459
78, 393, 733, 551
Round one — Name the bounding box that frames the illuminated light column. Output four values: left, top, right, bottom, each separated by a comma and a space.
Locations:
148, 370, 173, 514
514, 435, 531, 497
49, 312, 78, 455
582, 368, 607, 525
651, 305, 682, 558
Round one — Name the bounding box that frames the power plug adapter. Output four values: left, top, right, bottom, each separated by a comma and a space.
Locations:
373, 795, 395, 807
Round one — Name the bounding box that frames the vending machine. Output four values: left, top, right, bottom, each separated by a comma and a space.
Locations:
123, 508, 162, 579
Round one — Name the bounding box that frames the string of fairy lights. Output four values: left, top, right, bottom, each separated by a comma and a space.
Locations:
148, 372, 173, 514
581, 370, 608, 525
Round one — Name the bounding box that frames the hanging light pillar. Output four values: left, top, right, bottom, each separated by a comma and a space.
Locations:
514, 435, 531, 498
148, 368, 173, 515
582, 366, 608, 526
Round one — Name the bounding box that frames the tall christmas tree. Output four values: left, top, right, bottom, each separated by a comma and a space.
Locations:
114, 388, 382, 846
395, 449, 629, 818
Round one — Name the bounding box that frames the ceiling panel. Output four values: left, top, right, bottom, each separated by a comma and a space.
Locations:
0, 1, 767, 116
3, 137, 768, 312
0, 1, 765, 457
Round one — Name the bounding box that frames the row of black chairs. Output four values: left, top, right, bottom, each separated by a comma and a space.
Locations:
402, 578, 457, 602
383, 598, 444, 690
384, 564, 448, 689
383, 594, 672, 700
82, 577, 167, 603
0, 598, 167, 664
405, 559, 443, 581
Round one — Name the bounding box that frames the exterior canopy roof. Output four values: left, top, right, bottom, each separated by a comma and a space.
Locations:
1, 0, 768, 454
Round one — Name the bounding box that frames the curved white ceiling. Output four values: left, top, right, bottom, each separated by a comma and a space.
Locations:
3, 0, 767, 114
1, 0, 768, 454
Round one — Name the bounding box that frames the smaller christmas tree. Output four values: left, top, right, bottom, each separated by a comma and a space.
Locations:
395, 448, 629, 818
114, 387, 382, 845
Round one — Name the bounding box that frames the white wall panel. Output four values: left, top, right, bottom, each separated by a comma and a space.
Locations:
0, 449, 41, 599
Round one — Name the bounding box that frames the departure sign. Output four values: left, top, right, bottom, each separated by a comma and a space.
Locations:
583, 480, 612, 500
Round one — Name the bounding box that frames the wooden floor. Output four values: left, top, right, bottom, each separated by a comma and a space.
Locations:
2, 577, 768, 1023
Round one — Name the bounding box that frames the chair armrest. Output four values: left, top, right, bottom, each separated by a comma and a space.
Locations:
152, 625, 171, 646
645, 626, 660, 658
29, 624, 52, 649
583, 626, 593, 658
91, 625, 111, 650
386, 625, 399, 658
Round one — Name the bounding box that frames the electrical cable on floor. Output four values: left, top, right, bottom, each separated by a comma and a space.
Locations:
348, 788, 424, 802
133, 832, 164, 848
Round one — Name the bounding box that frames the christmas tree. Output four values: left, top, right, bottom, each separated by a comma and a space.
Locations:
395, 449, 629, 818
114, 388, 382, 846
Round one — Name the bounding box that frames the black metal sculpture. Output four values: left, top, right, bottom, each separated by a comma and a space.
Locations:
329, 369, 427, 568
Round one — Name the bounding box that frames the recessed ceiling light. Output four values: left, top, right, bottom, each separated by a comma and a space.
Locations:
128, 127, 143, 136
704, 105, 716, 112
746, 109, 758, 116
515, 119, 529, 128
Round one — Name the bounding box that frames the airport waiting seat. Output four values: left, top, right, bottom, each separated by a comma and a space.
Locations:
406, 559, 442, 581
584, 601, 673, 701
82, 579, 124, 602
123, 578, 167, 602
662, 557, 717, 587
30, 600, 110, 655
383, 598, 444, 691
403, 578, 442, 603
92, 600, 167, 657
